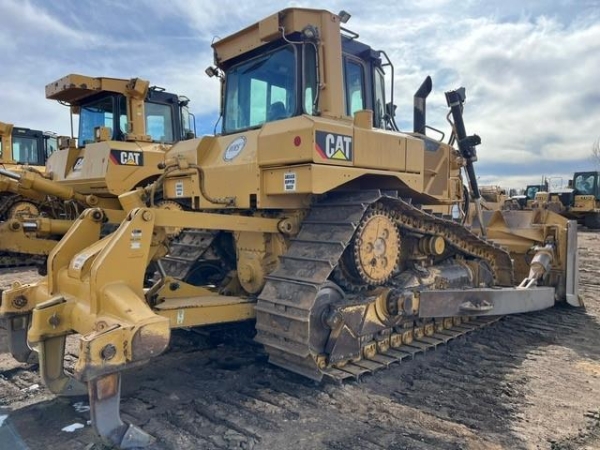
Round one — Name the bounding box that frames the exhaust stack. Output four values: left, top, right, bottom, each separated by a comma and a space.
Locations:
413, 76, 432, 134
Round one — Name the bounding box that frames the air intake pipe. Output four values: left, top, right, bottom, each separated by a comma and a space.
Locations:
413, 76, 432, 134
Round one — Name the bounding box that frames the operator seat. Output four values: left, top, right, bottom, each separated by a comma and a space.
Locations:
267, 102, 287, 121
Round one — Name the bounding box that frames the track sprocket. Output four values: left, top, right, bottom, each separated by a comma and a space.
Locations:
336, 206, 400, 288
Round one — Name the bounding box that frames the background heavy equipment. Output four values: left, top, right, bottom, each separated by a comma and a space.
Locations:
510, 180, 548, 210
0, 121, 58, 219
537, 170, 600, 228
0, 8, 580, 448
460, 184, 515, 224
480, 185, 508, 208
477, 184, 511, 210
0, 75, 195, 267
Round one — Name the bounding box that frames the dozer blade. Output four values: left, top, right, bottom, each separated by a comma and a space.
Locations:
474, 208, 581, 307
564, 220, 580, 307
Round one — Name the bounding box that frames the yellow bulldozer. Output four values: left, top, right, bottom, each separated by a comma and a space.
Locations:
0, 121, 58, 219
479, 185, 509, 210
0, 122, 61, 266
0, 74, 195, 267
0, 8, 580, 448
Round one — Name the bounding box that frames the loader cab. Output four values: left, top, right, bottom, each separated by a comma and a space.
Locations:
77, 88, 191, 146
220, 32, 389, 135
525, 184, 545, 202
10, 127, 57, 166
573, 171, 600, 199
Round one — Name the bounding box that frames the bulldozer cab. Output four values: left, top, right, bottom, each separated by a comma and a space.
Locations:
219, 31, 391, 134
538, 171, 600, 228
175, 8, 463, 210
573, 171, 600, 198
0, 122, 57, 167
42, 74, 195, 196
46, 74, 195, 147
56, 83, 192, 146
222, 33, 385, 134
10, 127, 58, 166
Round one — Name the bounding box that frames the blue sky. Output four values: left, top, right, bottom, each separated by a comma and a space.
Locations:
1, 0, 599, 189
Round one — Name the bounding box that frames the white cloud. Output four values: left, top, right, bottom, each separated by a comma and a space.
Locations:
0, 0, 100, 45
427, 16, 600, 163
341, 5, 599, 169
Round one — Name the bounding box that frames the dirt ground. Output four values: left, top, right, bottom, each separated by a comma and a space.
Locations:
1, 231, 600, 449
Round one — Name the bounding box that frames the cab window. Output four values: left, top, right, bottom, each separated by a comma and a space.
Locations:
12, 136, 40, 165
303, 44, 318, 115
223, 45, 297, 134
373, 68, 386, 128
344, 59, 365, 117
574, 174, 597, 195
79, 96, 116, 144
45, 136, 58, 159
146, 102, 174, 143
525, 186, 540, 200
119, 96, 128, 138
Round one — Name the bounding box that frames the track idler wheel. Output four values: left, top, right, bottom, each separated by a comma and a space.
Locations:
89, 373, 154, 448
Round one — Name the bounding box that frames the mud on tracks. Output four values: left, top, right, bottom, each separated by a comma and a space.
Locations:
0, 231, 600, 449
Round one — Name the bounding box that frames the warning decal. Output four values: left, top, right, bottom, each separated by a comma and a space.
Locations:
130, 229, 142, 249
175, 181, 184, 197
284, 172, 296, 191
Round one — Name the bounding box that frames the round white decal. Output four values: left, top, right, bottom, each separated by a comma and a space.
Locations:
223, 136, 247, 161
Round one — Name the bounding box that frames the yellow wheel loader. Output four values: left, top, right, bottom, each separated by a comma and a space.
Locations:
0, 75, 195, 267
0, 8, 580, 448
537, 171, 600, 229
511, 181, 548, 210
567, 171, 600, 228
